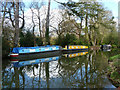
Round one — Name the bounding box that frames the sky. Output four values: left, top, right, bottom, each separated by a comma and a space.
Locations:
23, 0, 120, 18
101, 0, 119, 18
22, 0, 120, 28
11, 0, 119, 36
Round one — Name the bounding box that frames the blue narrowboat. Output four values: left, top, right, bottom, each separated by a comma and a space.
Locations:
9, 45, 62, 57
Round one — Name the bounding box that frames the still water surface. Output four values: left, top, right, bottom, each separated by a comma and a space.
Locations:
2, 50, 119, 88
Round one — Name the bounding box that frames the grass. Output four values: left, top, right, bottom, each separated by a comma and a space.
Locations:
110, 71, 120, 80
107, 54, 120, 87
109, 54, 120, 61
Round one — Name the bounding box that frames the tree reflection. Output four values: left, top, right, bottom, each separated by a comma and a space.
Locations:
45, 62, 49, 88
14, 67, 19, 88
57, 51, 111, 88
2, 50, 117, 88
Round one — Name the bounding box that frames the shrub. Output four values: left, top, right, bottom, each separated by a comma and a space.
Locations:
54, 33, 78, 47
20, 31, 34, 47
110, 71, 120, 79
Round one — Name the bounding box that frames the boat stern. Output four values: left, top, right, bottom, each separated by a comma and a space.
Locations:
9, 53, 19, 57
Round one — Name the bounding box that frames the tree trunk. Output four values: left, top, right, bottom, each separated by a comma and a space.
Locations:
14, 1, 19, 47
79, 18, 83, 39
31, 8, 36, 46
45, 63, 49, 88
39, 17, 42, 37
33, 26, 36, 46
45, 0, 51, 45
88, 26, 93, 46
38, 10, 42, 38
85, 13, 88, 40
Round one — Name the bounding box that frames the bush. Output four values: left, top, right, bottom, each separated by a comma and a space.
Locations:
76, 36, 89, 46
36, 37, 43, 46
64, 33, 77, 45
54, 33, 90, 47
110, 71, 120, 79
55, 33, 78, 47
112, 44, 117, 48
20, 31, 34, 47
2, 37, 10, 56
20, 31, 43, 47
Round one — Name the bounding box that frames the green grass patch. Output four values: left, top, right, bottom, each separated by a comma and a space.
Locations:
110, 71, 120, 80
109, 54, 120, 61
113, 62, 120, 67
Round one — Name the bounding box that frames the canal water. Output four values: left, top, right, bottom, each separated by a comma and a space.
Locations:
2, 49, 119, 88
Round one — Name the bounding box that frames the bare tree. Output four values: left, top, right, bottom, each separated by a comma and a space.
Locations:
30, 3, 36, 46
1, 1, 25, 47
14, 1, 19, 47
45, 0, 51, 45
34, 1, 44, 38
29, 1, 45, 46
1, 2, 7, 32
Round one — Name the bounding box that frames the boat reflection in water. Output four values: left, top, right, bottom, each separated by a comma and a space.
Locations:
64, 51, 88, 58
102, 49, 111, 52
10, 56, 61, 68
2, 50, 116, 88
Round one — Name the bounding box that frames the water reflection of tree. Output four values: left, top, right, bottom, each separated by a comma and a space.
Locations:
57, 51, 111, 88
57, 56, 87, 87
2, 51, 117, 88
2, 65, 24, 88
45, 62, 49, 88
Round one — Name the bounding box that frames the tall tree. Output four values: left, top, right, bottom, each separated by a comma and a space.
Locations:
34, 1, 44, 38
56, 0, 116, 46
30, 2, 36, 46
45, 0, 51, 45
1, 2, 7, 32
1, 1, 25, 47
14, 1, 19, 47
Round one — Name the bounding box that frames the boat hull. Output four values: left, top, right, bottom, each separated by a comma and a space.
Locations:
10, 53, 19, 57
62, 48, 88, 54
10, 50, 62, 60
9, 45, 62, 58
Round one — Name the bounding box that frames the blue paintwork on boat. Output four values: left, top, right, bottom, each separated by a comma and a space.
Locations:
11, 45, 61, 54
11, 56, 60, 67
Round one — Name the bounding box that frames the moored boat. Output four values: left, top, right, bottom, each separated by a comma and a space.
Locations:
62, 45, 88, 53
9, 45, 62, 58
9, 53, 19, 57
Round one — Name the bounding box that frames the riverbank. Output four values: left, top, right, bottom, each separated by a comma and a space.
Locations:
107, 54, 120, 88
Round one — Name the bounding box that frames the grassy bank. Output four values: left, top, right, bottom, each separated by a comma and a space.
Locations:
109, 54, 120, 61
107, 54, 120, 88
